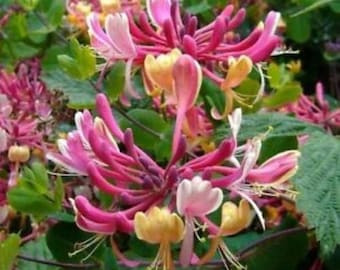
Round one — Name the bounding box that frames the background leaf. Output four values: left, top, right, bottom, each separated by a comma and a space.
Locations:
292, 132, 340, 256
42, 69, 96, 109
0, 234, 21, 270
215, 113, 323, 143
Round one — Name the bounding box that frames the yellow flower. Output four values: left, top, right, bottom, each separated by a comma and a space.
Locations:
134, 207, 184, 270
286, 60, 301, 74
212, 56, 253, 119
100, 0, 121, 14
199, 200, 253, 269
219, 199, 253, 236
144, 49, 182, 98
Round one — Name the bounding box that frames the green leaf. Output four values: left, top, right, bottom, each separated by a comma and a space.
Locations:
104, 61, 126, 103
330, 1, 340, 13
184, 0, 211, 14
119, 109, 169, 152
258, 135, 298, 164
42, 69, 96, 109
292, 132, 340, 256
0, 234, 21, 270
291, 0, 334, 17
200, 78, 225, 117
18, 237, 58, 270
5, 41, 40, 59
263, 82, 303, 109
234, 78, 261, 113
7, 163, 63, 220
17, 0, 39, 11
46, 222, 104, 263
215, 113, 323, 143
4, 14, 27, 40
286, 14, 311, 43
42, 44, 69, 71
58, 39, 96, 80
241, 228, 308, 270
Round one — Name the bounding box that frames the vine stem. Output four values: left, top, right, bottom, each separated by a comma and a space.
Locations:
113, 103, 163, 139
17, 255, 99, 269
237, 227, 308, 260
17, 227, 309, 269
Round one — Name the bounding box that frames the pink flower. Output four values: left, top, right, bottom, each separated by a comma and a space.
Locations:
176, 176, 222, 266
48, 94, 300, 266
284, 82, 340, 132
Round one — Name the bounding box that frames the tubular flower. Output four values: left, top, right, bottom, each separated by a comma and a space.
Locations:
143, 48, 182, 98
48, 93, 301, 267
212, 55, 253, 119
66, 0, 141, 30
87, 1, 280, 108
284, 82, 340, 132
0, 59, 52, 186
116, 0, 281, 63
200, 199, 253, 269
176, 176, 223, 266
134, 207, 184, 270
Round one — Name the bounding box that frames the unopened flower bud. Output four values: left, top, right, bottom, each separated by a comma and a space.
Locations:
8, 145, 30, 163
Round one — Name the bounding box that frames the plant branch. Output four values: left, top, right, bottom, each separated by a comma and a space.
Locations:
237, 226, 309, 260
113, 104, 163, 139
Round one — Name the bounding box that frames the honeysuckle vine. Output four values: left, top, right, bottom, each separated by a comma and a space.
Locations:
2, 0, 339, 269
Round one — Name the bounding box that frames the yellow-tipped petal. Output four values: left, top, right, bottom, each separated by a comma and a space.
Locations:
220, 199, 253, 236
168, 213, 185, 243
100, 0, 121, 13
144, 49, 182, 94
134, 207, 184, 245
222, 56, 253, 90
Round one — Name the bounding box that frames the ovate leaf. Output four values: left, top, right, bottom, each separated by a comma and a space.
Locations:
119, 109, 169, 152
18, 237, 58, 270
7, 163, 64, 220
104, 61, 126, 102
0, 234, 21, 270
58, 38, 96, 80
292, 132, 340, 256
42, 69, 96, 109
263, 82, 303, 109
215, 113, 323, 143
286, 14, 311, 43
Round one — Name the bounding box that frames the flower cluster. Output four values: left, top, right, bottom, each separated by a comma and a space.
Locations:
87, 0, 281, 110
66, 0, 141, 31
0, 59, 52, 186
48, 91, 299, 268
284, 82, 340, 132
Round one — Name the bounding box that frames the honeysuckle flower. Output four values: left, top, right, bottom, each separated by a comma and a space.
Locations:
219, 199, 253, 236
211, 56, 253, 119
0, 59, 52, 186
134, 207, 184, 270
125, 1, 281, 63
171, 54, 202, 155
72, 195, 134, 235
284, 82, 340, 132
200, 199, 253, 269
143, 48, 182, 98
87, 12, 140, 105
176, 176, 223, 266
48, 93, 301, 266
66, 0, 141, 30
87, 1, 281, 107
